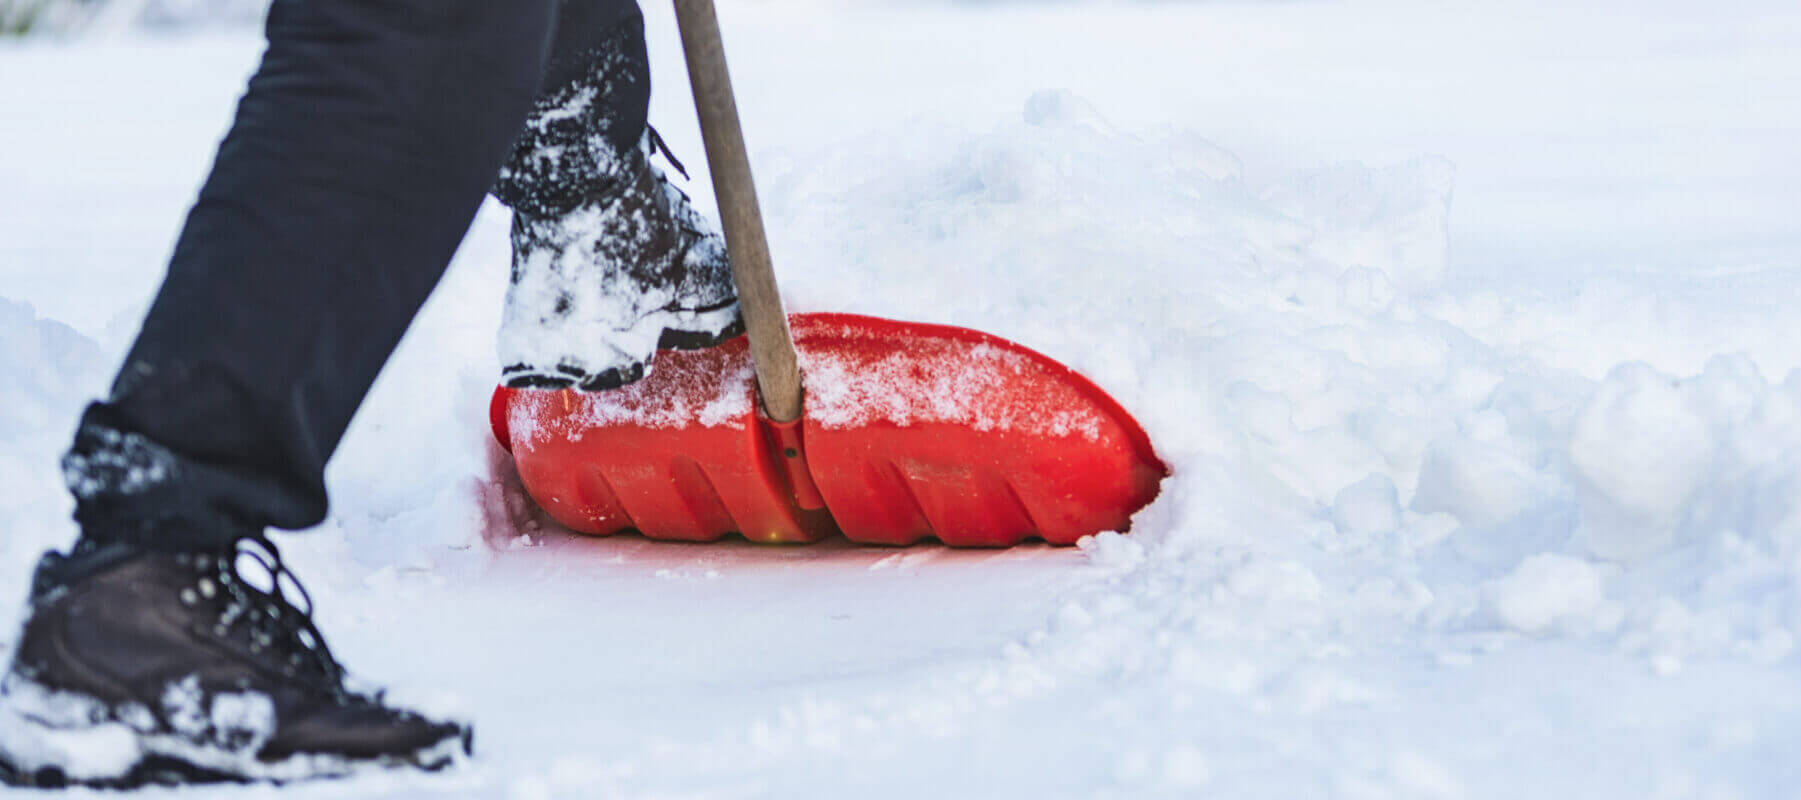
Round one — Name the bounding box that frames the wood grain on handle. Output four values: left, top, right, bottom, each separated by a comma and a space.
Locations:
673, 0, 804, 423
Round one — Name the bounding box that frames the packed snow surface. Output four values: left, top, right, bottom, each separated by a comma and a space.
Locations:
5, 0, 1801, 796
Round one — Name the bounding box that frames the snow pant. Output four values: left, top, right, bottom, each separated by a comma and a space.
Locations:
63, 0, 651, 550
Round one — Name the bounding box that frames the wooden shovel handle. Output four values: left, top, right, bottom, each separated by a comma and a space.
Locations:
673, 0, 803, 423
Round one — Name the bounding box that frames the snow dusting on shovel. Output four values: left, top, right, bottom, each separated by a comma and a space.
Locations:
794, 315, 1107, 439
506, 314, 1111, 447
506, 349, 756, 444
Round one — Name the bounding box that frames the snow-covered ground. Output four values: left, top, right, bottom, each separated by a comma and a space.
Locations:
6, 0, 1801, 796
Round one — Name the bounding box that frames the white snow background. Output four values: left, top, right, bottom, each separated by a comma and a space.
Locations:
5, 0, 1801, 796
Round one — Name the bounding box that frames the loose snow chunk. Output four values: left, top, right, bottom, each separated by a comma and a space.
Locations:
0, 675, 143, 781
1022, 89, 1115, 133
161, 675, 210, 739
1333, 473, 1402, 534
1412, 429, 1546, 528
1569, 363, 1718, 561
1489, 553, 1606, 635
208, 690, 276, 752
1076, 530, 1144, 569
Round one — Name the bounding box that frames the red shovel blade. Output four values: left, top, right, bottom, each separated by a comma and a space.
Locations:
490, 313, 1166, 546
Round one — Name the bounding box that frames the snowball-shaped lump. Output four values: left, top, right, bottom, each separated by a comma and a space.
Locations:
1489, 553, 1605, 635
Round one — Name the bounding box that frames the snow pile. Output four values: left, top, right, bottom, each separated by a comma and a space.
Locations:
741, 87, 1801, 793
785, 92, 1801, 675
0, 298, 109, 629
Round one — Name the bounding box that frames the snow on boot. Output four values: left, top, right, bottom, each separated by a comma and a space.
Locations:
498, 131, 743, 392
0, 537, 469, 788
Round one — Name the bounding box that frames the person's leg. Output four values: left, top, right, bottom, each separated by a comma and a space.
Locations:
494, 1, 743, 392
499, 0, 650, 217
2, 0, 564, 786
63, 0, 561, 551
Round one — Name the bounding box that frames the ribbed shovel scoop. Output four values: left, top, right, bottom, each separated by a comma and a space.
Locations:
490, 313, 1166, 546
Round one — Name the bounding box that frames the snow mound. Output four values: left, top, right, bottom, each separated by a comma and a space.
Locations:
740, 88, 1801, 794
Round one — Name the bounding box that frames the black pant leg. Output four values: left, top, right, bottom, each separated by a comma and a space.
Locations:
65, 0, 560, 549
496, 0, 652, 218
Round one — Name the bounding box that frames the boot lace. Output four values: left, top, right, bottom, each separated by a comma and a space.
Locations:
645, 125, 690, 181
184, 534, 351, 699
645, 126, 713, 241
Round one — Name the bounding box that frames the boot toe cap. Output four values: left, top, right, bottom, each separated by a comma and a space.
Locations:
261, 704, 469, 766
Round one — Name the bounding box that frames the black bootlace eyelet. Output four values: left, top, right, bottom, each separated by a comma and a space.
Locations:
195, 534, 359, 700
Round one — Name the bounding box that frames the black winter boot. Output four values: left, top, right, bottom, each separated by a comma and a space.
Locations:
498, 130, 744, 392
0, 537, 469, 788
491, 10, 740, 393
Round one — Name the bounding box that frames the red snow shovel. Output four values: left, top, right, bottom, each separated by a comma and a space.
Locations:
487, 0, 1166, 546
